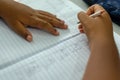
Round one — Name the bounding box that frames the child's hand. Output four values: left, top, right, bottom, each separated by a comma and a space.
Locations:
77, 4, 113, 43
0, 0, 68, 42
78, 5, 119, 80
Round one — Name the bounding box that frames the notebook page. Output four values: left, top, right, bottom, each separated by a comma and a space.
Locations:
114, 32, 120, 53
0, 32, 120, 80
0, 0, 83, 69
0, 34, 90, 80
0, 33, 120, 80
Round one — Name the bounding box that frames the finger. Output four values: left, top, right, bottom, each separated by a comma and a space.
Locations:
86, 4, 105, 15
78, 11, 92, 27
78, 24, 83, 29
80, 29, 84, 33
36, 14, 68, 29
8, 21, 32, 42
14, 22, 32, 42
37, 10, 66, 24
78, 24, 84, 33
36, 10, 56, 18
27, 17, 59, 36
5, 19, 32, 42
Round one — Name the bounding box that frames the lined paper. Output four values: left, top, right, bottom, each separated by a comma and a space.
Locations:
0, 33, 120, 80
0, 0, 120, 80
0, 0, 83, 69
0, 34, 90, 80
114, 32, 120, 53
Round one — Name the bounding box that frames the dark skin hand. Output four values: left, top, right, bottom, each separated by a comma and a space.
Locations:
78, 4, 120, 80
0, 0, 68, 42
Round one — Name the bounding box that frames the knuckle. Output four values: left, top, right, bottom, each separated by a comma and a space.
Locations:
78, 11, 85, 17
35, 20, 40, 26
42, 21, 50, 27
49, 18, 54, 22
33, 19, 41, 26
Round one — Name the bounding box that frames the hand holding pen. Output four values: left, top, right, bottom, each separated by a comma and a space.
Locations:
77, 4, 112, 41
77, 10, 104, 24
78, 4, 119, 80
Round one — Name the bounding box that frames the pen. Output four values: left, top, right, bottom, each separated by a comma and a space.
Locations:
77, 10, 104, 24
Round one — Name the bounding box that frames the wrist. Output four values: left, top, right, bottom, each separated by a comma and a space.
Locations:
88, 33, 114, 49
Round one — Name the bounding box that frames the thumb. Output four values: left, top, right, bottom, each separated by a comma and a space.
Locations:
8, 21, 33, 42
78, 11, 91, 26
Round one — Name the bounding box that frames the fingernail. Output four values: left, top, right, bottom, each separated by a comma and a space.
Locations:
57, 18, 65, 23
61, 20, 65, 23
64, 24, 68, 29
53, 29, 59, 35
80, 29, 84, 33
26, 35, 32, 42
54, 29, 57, 32
55, 31, 59, 35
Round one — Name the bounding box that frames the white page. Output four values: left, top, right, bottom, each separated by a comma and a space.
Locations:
1, 0, 120, 80
0, 32, 120, 80
114, 32, 120, 53
0, 0, 83, 69
0, 34, 90, 80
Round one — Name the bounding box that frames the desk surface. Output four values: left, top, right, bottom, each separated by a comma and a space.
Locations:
70, 0, 120, 35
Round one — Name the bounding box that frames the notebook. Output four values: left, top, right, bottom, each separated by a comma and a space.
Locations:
0, 0, 82, 69
0, 0, 120, 80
